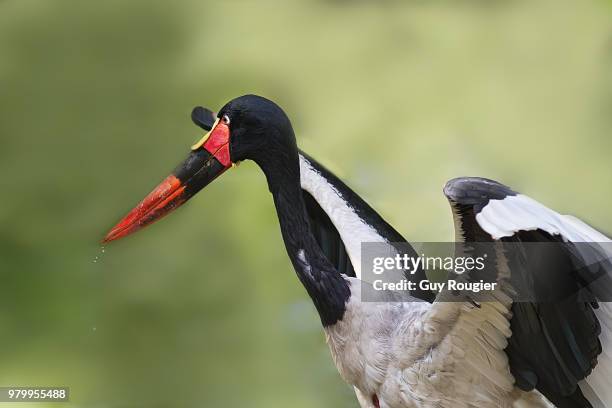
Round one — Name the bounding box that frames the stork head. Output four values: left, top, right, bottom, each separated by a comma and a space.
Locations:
103, 94, 297, 243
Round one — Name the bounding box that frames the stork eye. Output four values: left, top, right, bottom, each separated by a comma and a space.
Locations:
222, 114, 230, 125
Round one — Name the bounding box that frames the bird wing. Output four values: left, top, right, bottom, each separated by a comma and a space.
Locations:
298, 151, 435, 302
302, 187, 356, 278
443, 176, 612, 408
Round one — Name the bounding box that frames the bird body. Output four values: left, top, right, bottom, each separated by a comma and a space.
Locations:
299, 154, 557, 408
326, 286, 519, 408
104, 95, 611, 408
306, 169, 612, 407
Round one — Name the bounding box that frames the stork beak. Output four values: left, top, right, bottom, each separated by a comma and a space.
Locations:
103, 118, 232, 243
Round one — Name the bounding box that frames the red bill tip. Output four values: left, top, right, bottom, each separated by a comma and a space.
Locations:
102, 175, 186, 243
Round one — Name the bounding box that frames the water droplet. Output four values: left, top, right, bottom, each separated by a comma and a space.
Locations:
93, 246, 106, 264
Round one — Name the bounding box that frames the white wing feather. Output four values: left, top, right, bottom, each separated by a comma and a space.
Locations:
475, 193, 612, 405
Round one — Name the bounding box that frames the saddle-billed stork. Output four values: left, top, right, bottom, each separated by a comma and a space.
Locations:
104, 95, 612, 408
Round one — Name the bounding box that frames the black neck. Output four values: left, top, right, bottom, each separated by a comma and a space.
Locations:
259, 155, 351, 327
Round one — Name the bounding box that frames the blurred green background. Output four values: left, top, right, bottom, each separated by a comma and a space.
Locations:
1, 0, 611, 407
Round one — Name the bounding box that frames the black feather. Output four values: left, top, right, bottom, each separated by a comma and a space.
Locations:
191, 106, 216, 131
444, 177, 609, 408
